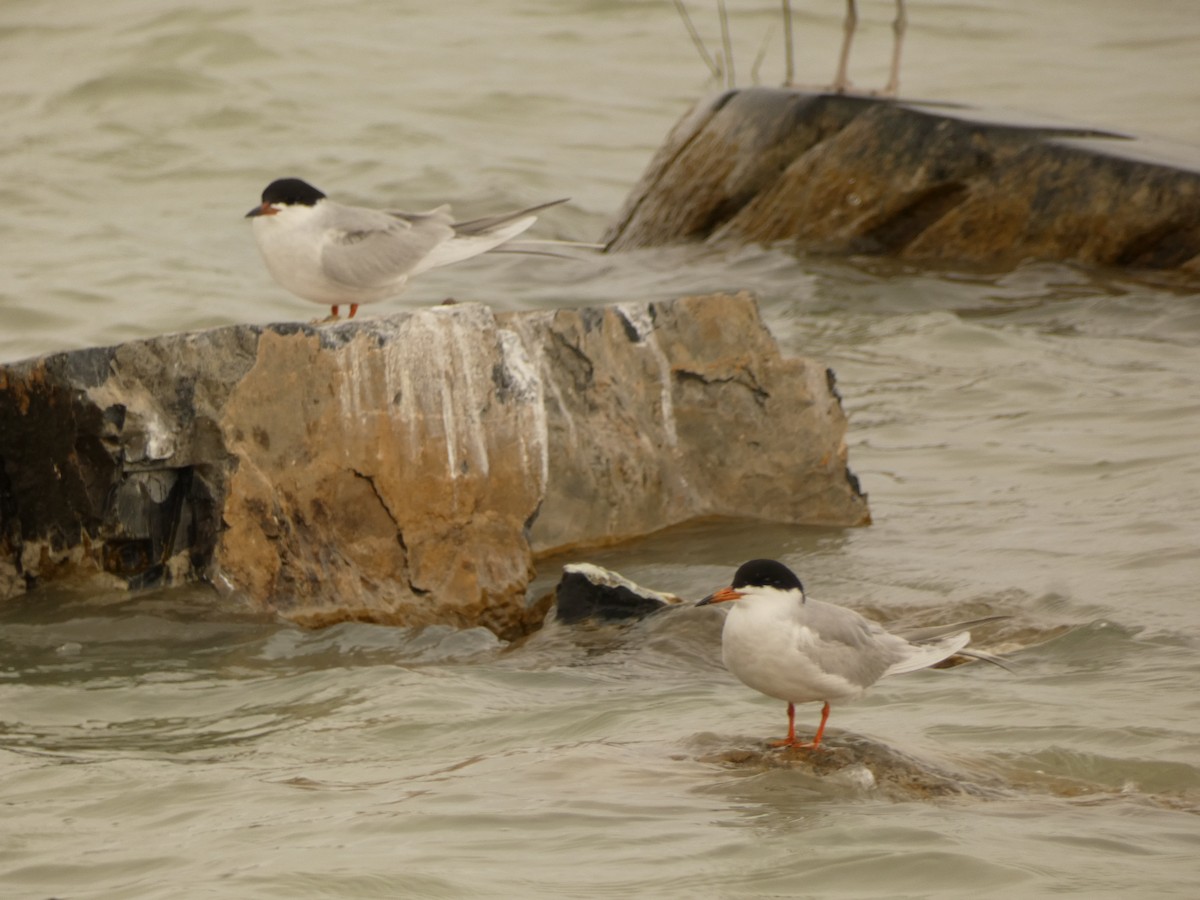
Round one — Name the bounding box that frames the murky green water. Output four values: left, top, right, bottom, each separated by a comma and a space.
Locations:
3, 2, 1199, 897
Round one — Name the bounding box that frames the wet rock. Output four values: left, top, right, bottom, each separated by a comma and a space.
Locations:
0, 294, 869, 636
553, 563, 683, 624
693, 731, 1009, 801
605, 88, 1200, 279
512, 295, 869, 550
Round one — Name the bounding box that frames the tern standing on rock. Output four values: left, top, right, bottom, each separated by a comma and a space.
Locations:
245, 177, 567, 320
698, 558, 1006, 749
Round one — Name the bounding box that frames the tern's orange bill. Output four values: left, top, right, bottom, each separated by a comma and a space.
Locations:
696, 586, 743, 606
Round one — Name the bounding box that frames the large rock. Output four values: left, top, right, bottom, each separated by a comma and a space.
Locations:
0, 294, 868, 637
605, 88, 1200, 278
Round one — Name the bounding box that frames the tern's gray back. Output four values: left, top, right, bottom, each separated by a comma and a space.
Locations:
320, 202, 455, 289
801, 597, 908, 688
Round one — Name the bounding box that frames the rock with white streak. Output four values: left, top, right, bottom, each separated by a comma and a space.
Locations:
0, 293, 869, 637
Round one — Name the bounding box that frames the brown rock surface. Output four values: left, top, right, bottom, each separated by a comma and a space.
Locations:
0, 294, 868, 636
605, 88, 1200, 278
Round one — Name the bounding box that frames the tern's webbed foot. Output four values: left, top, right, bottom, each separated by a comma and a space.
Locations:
769, 737, 823, 751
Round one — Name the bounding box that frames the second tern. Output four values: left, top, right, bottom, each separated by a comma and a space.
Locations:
698, 558, 1007, 749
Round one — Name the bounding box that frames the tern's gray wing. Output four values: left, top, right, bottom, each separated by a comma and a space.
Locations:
894, 615, 1009, 644
384, 204, 452, 226
451, 198, 567, 236
320, 202, 455, 289
893, 615, 1012, 671
799, 598, 909, 689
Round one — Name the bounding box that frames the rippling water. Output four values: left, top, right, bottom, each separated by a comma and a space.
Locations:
3, 2, 1199, 897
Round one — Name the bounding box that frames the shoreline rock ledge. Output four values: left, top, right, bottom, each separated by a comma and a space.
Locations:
0, 293, 869, 637
605, 88, 1200, 279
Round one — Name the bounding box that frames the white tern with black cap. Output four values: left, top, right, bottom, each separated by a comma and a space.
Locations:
698, 559, 1008, 749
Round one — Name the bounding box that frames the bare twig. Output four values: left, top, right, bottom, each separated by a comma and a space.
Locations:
751, 23, 775, 86
670, 0, 721, 80
781, 1, 795, 85
717, 0, 735, 88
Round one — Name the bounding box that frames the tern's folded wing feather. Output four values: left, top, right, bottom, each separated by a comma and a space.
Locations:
320, 203, 454, 289
451, 198, 567, 235
798, 598, 909, 689
882, 632, 971, 678
894, 615, 1009, 644
386, 204, 453, 226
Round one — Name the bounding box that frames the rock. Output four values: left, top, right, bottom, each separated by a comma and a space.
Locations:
605, 88, 1200, 278
553, 563, 683, 625
513, 295, 869, 551
691, 731, 1009, 801
0, 294, 869, 636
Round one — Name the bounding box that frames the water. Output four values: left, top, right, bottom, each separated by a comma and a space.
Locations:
2, 1, 1199, 897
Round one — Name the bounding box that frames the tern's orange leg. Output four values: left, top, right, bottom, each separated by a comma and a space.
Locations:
348, 303, 359, 319
808, 701, 831, 749
330, 305, 340, 319
770, 701, 830, 750
769, 702, 798, 747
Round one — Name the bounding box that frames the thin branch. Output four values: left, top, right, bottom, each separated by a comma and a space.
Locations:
781, 1, 795, 84
717, 0, 735, 89
670, 0, 721, 80
751, 23, 775, 86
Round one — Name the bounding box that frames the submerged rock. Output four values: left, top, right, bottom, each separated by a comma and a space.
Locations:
693, 731, 1009, 801
0, 293, 868, 636
605, 88, 1200, 278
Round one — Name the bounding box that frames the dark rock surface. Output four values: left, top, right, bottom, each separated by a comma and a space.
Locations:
0, 293, 869, 636
605, 88, 1200, 278
552, 563, 682, 625
692, 731, 1009, 801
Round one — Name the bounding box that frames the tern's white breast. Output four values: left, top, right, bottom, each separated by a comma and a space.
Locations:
252, 204, 402, 306
720, 594, 872, 705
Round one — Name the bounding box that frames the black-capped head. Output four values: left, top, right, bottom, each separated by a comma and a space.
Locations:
246, 178, 326, 217
731, 559, 805, 594
696, 558, 805, 606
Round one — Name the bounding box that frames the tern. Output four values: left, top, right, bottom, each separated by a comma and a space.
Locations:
246, 177, 568, 319
698, 559, 1006, 749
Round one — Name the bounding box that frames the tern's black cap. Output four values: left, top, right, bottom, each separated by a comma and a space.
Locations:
731, 559, 805, 593
260, 177, 327, 207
